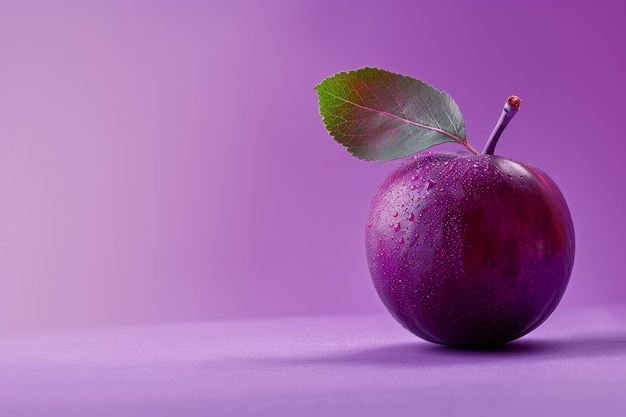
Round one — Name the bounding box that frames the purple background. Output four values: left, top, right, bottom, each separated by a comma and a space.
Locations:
1, 0, 625, 333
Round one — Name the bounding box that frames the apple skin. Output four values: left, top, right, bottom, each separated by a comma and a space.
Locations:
366, 151, 575, 347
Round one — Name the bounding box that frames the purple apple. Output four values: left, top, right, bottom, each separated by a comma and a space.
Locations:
315, 68, 576, 347
366, 152, 575, 347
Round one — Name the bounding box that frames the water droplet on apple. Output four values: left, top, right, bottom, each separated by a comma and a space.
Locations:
408, 213, 415, 221
393, 211, 399, 218
399, 237, 405, 245
427, 180, 436, 190
394, 222, 401, 232
410, 185, 416, 190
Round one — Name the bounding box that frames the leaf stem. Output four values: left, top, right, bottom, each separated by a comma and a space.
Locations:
482, 96, 521, 155
462, 141, 479, 155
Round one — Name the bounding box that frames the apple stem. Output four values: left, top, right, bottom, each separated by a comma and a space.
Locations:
482, 96, 521, 155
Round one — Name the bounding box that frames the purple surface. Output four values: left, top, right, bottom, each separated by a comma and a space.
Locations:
2, 306, 626, 416
1, 0, 626, 333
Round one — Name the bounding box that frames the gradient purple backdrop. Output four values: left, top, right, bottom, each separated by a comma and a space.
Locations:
1, 0, 625, 332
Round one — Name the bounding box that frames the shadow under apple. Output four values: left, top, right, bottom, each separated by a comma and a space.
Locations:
237, 333, 626, 370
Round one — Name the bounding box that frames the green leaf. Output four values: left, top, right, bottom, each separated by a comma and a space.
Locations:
315, 67, 472, 161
